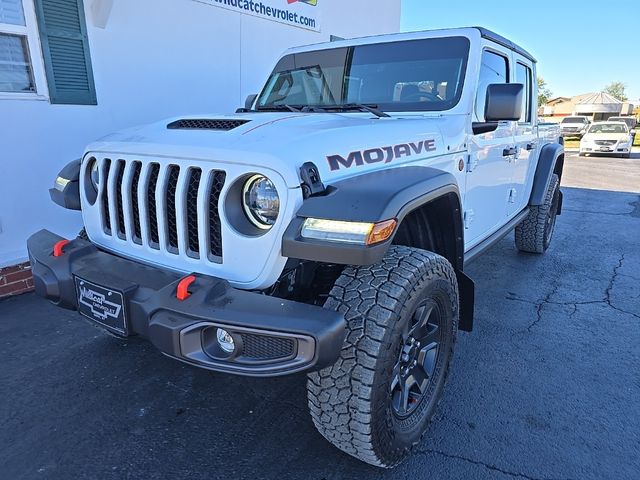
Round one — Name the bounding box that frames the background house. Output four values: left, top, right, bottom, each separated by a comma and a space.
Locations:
540, 92, 635, 122
0, 0, 401, 296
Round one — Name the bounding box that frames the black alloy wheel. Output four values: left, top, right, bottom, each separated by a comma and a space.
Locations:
391, 298, 443, 417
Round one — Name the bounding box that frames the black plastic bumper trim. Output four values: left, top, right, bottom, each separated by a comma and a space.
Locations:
27, 229, 346, 377
49, 159, 81, 211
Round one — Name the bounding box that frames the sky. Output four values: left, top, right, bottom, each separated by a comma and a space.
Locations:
400, 0, 640, 102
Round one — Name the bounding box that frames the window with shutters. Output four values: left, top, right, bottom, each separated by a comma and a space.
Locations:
0, 0, 96, 104
33, 0, 96, 104
0, 0, 47, 97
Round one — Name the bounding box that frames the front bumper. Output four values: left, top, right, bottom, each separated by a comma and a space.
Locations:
580, 142, 631, 154
27, 229, 346, 377
561, 130, 586, 137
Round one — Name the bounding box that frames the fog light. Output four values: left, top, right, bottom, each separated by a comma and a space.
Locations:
216, 328, 235, 353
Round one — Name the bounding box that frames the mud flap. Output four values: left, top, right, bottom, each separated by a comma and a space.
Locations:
456, 269, 475, 332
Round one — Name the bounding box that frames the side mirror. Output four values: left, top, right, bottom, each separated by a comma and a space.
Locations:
484, 83, 524, 121
630, 129, 636, 136
245, 94, 258, 110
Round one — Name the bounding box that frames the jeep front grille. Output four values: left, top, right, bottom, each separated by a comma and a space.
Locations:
147, 163, 160, 246
186, 168, 202, 255
102, 159, 112, 234
130, 161, 142, 244
166, 165, 180, 252
115, 160, 126, 239
94, 158, 226, 262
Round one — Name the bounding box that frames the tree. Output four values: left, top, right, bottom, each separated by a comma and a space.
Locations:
537, 77, 552, 107
603, 81, 628, 102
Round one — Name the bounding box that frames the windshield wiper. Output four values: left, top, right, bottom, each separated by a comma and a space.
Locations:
252, 103, 390, 117
325, 103, 390, 118
255, 104, 301, 113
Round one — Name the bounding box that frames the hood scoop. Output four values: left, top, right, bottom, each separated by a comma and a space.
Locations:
167, 119, 250, 131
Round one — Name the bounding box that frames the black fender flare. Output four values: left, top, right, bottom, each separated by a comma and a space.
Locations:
282, 166, 474, 331
49, 159, 82, 210
282, 166, 464, 267
530, 143, 564, 206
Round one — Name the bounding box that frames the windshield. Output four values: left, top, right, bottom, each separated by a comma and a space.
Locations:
588, 123, 628, 134
256, 37, 470, 112
609, 117, 635, 128
561, 117, 587, 124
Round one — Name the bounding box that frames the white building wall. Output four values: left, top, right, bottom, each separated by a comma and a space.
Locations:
0, 0, 401, 267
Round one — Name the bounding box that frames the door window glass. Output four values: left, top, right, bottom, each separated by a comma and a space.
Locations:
515, 62, 532, 123
475, 50, 508, 122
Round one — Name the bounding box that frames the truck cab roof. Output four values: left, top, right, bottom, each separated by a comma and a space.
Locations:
285, 26, 536, 63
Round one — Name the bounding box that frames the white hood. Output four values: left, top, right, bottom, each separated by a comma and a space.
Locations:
86, 112, 462, 188
582, 132, 630, 142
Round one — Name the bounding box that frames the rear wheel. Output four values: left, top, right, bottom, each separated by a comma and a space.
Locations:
307, 246, 458, 467
515, 174, 560, 254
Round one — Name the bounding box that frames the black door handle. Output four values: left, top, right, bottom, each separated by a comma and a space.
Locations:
503, 147, 517, 157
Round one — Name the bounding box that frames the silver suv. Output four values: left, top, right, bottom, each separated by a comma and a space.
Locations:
608, 116, 637, 132
560, 116, 591, 138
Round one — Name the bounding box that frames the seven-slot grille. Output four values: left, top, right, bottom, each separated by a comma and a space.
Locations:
94, 158, 226, 261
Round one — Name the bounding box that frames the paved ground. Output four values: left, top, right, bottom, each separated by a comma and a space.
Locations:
1, 153, 639, 480
562, 148, 640, 193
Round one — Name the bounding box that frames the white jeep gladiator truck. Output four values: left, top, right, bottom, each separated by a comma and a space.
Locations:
28, 27, 564, 467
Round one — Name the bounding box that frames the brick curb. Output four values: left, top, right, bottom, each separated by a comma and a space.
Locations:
0, 262, 34, 298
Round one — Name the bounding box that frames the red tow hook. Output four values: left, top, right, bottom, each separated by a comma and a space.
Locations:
176, 275, 197, 301
52, 239, 71, 257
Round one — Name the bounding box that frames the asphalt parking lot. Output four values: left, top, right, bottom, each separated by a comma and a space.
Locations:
1, 151, 639, 480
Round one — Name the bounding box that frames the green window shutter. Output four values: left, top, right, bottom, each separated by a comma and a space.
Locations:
34, 0, 96, 105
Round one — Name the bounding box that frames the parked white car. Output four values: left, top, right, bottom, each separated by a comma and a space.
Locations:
560, 116, 591, 138
579, 121, 634, 158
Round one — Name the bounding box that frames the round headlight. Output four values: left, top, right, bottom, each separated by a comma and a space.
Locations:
89, 159, 100, 190
242, 175, 279, 229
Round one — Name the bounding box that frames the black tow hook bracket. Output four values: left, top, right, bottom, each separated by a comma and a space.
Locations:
299, 162, 325, 199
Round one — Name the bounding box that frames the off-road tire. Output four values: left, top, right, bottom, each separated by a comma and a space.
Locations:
307, 246, 459, 467
515, 173, 560, 253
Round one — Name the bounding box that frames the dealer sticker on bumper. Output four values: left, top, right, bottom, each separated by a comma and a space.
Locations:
75, 277, 127, 335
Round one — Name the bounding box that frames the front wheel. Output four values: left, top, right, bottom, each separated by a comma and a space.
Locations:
307, 246, 459, 467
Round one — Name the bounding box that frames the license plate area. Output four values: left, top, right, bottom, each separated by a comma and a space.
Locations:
75, 276, 128, 335
600, 146, 612, 152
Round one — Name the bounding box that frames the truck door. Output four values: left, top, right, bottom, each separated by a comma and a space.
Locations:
509, 56, 537, 216
464, 48, 514, 250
